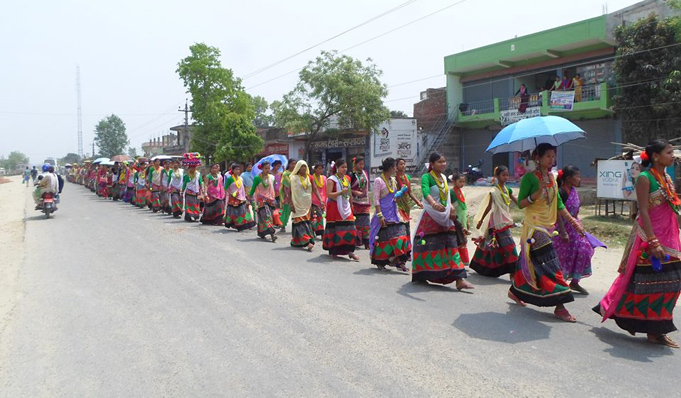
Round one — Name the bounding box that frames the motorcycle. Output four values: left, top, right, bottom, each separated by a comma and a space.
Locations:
464, 159, 484, 184
41, 192, 55, 219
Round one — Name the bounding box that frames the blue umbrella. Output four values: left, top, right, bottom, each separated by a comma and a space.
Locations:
92, 157, 110, 165
486, 116, 586, 154
251, 154, 289, 177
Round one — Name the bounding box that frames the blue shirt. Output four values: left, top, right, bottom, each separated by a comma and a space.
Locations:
242, 171, 254, 188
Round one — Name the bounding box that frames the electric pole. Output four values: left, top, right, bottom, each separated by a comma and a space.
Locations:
178, 99, 190, 149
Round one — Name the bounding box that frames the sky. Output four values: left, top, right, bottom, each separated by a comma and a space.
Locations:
0, 0, 643, 165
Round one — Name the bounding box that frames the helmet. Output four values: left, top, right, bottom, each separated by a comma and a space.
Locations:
42, 164, 51, 172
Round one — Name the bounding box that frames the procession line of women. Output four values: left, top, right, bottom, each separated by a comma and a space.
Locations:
68, 141, 681, 349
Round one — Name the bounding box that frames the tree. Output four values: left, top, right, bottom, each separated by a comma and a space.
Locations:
273, 51, 389, 162
252, 95, 275, 127
94, 114, 129, 158
2, 151, 29, 171
128, 146, 138, 158
390, 110, 409, 118
59, 153, 81, 165
613, 15, 681, 144
177, 43, 263, 163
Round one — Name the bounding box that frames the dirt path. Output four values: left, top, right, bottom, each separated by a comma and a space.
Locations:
0, 176, 26, 338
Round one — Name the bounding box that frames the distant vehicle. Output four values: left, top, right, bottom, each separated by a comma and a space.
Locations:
43, 157, 57, 167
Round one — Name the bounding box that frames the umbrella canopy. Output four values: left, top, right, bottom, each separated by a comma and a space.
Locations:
486, 116, 585, 154
151, 155, 173, 162
251, 154, 289, 177
136, 157, 149, 164
92, 157, 110, 165
111, 154, 131, 162
102, 160, 116, 166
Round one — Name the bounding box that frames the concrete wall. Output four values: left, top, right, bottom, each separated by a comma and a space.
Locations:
559, 118, 621, 178
413, 88, 447, 132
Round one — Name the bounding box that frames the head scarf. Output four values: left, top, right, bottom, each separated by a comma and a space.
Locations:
290, 160, 311, 218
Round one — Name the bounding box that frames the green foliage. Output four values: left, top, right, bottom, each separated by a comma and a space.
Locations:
128, 147, 138, 158
1, 151, 29, 171
613, 15, 681, 144
59, 153, 81, 165
273, 51, 389, 160
390, 110, 409, 118
177, 43, 263, 162
94, 114, 129, 158
252, 95, 275, 127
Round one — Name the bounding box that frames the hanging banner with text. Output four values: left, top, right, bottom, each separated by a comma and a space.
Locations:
550, 91, 575, 111
500, 106, 541, 126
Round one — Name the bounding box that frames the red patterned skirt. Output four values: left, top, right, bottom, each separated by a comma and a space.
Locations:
412, 212, 467, 285
323, 202, 357, 256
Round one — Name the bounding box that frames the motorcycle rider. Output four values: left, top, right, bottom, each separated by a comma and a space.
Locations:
33, 164, 59, 209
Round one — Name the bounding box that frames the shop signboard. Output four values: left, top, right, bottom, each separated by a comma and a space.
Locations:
597, 160, 639, 201
369, 118, 418, 179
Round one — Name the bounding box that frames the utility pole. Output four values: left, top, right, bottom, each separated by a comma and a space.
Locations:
92, 142, 95, 158
178, 99, 190, 150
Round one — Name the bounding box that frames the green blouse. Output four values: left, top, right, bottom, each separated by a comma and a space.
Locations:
517, 172, 565, 210
421, 173, 448, 206
638, 170, 660, 193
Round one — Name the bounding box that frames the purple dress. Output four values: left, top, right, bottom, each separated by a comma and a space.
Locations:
552, 187, 593, 282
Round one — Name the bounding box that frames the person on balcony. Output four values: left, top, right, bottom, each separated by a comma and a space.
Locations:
550, 76, 561, 91
515, 84, 530, 113
573, 73, 583, 102
560, 75, 572, 91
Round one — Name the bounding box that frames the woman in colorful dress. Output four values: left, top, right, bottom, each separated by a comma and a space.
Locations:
124, 162, 136, 204
249, 161, 278, 242
160, 160, 172, 214
224, 163, 256, 231
279, 159, 296, 233
133, 163, 148, 208
509, 143, 584, 322
471, 165, 519, 278
350, 157, 371, 249
395, 158, 423, 224
323, 159, 360, 261
147, 158, 164, 213
310, 163, 327, 237
289, 160, 315, 251
450, 172, 470, 267
97, 164, 108, 198
167, 160, 184, 218
182, 159, 203, 222
369, 157, 411, 272
553, 165, 596, 295
201, 163, 225, 225
412, 152, 473, 290
595, 140, 681, 348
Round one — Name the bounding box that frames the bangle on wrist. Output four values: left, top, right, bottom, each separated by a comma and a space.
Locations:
526, 196, 534, 204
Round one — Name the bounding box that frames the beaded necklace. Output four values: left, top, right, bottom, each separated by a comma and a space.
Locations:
497, 184, 511, 206
336, 174, 350, 199
429, 170, 449, 204
209, 173, 219, 187
354, 170, 367, 190
261, 173, 270, 188
381, 173, 396, 193
650, 167, 681, 207
313, 173, 325, 188
534, 170, 555, 204
233, 175, 242, 189
299, 174, 310, 190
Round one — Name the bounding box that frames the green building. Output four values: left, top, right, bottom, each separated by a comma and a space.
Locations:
438, 0, 678, 178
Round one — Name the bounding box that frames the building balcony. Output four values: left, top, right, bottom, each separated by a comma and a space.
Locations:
456, 82, 613, 128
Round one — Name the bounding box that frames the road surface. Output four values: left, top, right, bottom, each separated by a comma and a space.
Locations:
0, 180, 677, 397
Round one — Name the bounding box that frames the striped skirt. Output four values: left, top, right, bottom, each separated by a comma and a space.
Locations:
291, 214, 315, 247
201, 199, 225, 225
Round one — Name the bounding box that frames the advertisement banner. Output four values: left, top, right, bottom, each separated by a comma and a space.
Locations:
370, 119, 418, 180
597, 160, 639, 201
500, 106, 541, 126
550, 91, 575, 111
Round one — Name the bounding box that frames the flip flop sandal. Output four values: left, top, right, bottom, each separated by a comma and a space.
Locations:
554, 308, 577, 323
648, 334, 680, 349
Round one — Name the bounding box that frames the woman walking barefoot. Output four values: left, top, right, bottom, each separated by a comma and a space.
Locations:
553, 165, 597, 294
509, 144, 583, 322
323, 159, 360, 261
412, 153, 473, 290
289, 160, 316, 251
369, 158, 412, 272
201, 163, 226, 226
470, 166, 519, 278
350, 157, 371, 249
249, 161, 278, 242
181, 154, 203, 222
224, 163, 256, 231
310, 163, 327, 237
450, 172, 471, 267
595, 140, 681, 348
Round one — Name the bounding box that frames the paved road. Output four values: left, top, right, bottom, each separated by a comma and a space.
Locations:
0, 183, 677, 397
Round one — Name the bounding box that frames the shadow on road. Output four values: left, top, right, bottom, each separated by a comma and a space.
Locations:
589, 327, 675, 362
353, 268, 409, 277
25, 214, 52, 221
396, 281, 458, 302
452, 308, 552, 344
466, 273, 512, 286
307, 254, 346, 264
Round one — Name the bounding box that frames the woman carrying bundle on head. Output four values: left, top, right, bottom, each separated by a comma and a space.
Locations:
470, 165, 519, 278
509, 143, 586, 323
323, 159, 360, 261
181, 154, 203, 222
595, 139, 681, 348
289, 160, 316, 251
224, 163, 256, 231
553, 165, 602, 295
201, 163, 226, 226
310, 163, 327, 237
350, 156, 371, 249
369, 157, 412, 272
411, 152, 474, 290
449, 172, 471, 267
249, 161, 278, 242
167, 160, 184, 218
